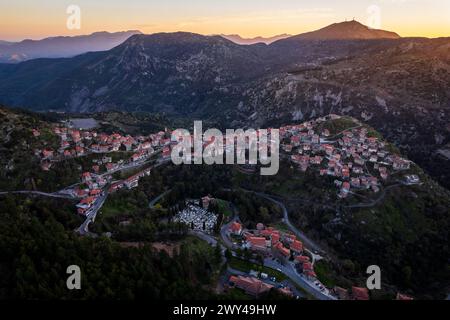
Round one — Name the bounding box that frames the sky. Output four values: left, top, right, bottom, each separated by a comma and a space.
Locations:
0, 0, 449, 41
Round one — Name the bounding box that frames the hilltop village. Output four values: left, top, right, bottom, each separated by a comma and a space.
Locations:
32, 114, 418, 219
25, 115, 418, 300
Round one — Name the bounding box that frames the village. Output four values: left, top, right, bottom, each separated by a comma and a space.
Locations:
33, 122, 173, 220
223, 219, 413, 300
29, 115, 417, 300
279, 115, 419, 199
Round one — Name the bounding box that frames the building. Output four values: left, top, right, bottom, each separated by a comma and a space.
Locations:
396, 293, 413, 300
274, 242, 290, 258
230, 222, 243, 236
352, 286, 369, 300
290, 240, 303, 253
246, 236, 269, 251
229, 275, 273, 297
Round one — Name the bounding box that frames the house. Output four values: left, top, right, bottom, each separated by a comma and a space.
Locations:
90, 189, 102, 196
392, 156, 411, 170
352, 286, 369, 300
132, 150, 147, 162
230, 222, 243, 236
396, 293, 413, 300
229, 275, 273, 297
274, 242, 290, 258
75, 146, 85, 156
109, 182, 124, 193
304, 270, 317, 280
42, 149, 54, 159
303, 262, 313, 273
295, 255, 310, 263
76, 196, 96, 209
201, 195, 214, 209
41, 161, 52, 171
105, 162, 119, 172
271, 233, 280, 246
75, 189, 88, 198
81, 172, 92, 182
278, 286, 294, 297
333, 287, 350, 300
247, 236, 269, 251
124, 174, 140, 189
290, 240, 303, 253
162, 146, 171, 160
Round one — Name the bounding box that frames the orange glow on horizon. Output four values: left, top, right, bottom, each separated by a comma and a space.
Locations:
0, 1, 449, 41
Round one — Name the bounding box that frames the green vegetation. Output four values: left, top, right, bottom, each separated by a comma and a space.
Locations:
318, 116, 359, 136
314, 260, 337, 288
0, 194, 221, 299
216, 199, 233, 218
229, 257, 287, 282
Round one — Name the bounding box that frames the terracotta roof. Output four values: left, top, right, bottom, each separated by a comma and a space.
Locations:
303, 262, 313, 272
229, 275, 273, 296
396, 293, 413, 300
295, 255, 310, 263
230, 222, 242, 233
352, 286, 369, 300
291, 240, 303, 252
248, 237, 267, 249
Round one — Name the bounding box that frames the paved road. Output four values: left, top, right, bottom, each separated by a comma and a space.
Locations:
148, 190, 172, 208
242, 189, 324, 255
0, 190, 76, 200
344, 183, 401, 209
264, 258, 336, 300
77, 191, 109, 236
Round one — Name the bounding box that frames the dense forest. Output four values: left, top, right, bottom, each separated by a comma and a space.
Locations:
0, 194, 222, 299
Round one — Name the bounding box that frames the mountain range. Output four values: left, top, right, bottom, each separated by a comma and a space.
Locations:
0, 20, 448, 188
0, 30, 141, 63
219, 34, 292, 45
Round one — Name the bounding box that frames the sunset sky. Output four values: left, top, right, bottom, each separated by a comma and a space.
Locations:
0, 0, 449, 41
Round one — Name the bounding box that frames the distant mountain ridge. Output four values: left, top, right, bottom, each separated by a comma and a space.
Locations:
0, 21, 448, 191
0, 30, 142, 63
220, 34, 292, 45
292, 20, 400, 40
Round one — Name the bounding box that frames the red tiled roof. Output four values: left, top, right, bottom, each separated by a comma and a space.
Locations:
229, 275, 273, 296
275, 243, 290, 257
352, 286, 369, 300
396, 293, 413, 300
80, 196, 96, 205
230, 222, 242, 233
305, 270, 317, 278
291, 240, 303, 252
248, 237, 267, 249
295, 255, 310, 263
303, 262, 313, 272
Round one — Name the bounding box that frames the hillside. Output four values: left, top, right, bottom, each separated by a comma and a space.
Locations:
221, 34, 291, 45
290, 20, 400, 40
0, 30, 141, 63
0, 22, 448, 189
235, 116, 450, 299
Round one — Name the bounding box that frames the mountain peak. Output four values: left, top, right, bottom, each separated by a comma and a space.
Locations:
293, 20, 401, 40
